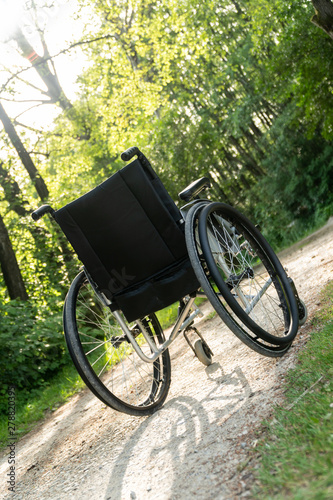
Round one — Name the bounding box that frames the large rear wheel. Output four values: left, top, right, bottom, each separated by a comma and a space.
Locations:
198, 202, 299, 345
184, 203, 295, 357
64, 271, 171, 416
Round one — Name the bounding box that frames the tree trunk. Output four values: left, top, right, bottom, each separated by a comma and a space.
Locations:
13, 27, 73, 111
0, 161, 29, 216
311, 0, 333, 39
0, 212, 28, 300
0, 102, 49, 201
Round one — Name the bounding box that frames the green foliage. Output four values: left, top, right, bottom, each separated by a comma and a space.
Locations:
156, 297, 206, 330
64, 0, 333, 238
0, 298, 66, 398
248, 0, 333, 140
248, 111, 333, 248
253, 281, 333, 498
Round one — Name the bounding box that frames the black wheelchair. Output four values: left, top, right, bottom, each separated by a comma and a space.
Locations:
32, 147, 307, 416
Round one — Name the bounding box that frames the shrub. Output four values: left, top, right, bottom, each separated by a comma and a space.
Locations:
0, 299, 68, 400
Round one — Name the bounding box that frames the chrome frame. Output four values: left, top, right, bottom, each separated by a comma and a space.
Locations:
112, 296, 202, 363
84, 266, 203, 364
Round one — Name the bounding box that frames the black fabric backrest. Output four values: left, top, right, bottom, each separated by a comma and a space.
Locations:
54, 159, 198, 316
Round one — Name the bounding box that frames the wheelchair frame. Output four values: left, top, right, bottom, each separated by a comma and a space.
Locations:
97, 279, 202, 364
32, 146, 307, 416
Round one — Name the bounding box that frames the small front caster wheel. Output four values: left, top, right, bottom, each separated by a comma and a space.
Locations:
298, 299, 308, 326
194, 339, 212, 366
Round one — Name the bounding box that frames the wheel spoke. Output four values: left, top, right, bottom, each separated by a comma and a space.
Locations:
64, 272, 171, 415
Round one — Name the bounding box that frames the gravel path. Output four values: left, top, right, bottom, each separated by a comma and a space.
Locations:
1, 218, 333, 500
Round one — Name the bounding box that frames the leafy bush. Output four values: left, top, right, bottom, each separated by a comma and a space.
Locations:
248, 124, 333, 249
0, 299, 68, 399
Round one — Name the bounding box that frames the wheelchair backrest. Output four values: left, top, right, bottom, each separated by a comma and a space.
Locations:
54, 158, 199, 321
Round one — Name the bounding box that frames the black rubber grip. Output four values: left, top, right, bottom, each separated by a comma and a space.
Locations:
121, 147, 140, 161
31, 205, 55, 221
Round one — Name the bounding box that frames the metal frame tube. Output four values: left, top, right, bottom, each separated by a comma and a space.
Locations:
112, 296, 199, 364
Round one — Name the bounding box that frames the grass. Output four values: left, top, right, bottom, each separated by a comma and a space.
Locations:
251, 280, 333, 499
0, 363, 85, 451
156, 301, 180, 329
156, 297, 206, 329
264, 209, 333, 254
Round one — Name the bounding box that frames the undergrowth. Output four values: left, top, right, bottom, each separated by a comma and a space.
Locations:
252, 280, 333, 499
0, 362, 85, 450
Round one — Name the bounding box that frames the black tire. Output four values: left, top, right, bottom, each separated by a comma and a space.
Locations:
185, 202, 293, 357
63, 271, 171, 416
198, 202, 299, 345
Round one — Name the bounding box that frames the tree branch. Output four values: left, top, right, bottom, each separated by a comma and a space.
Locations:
0, 101, 49, 201
27, 151, 50, 157
13, 102, 49, 120
14, 71, 49, 95
0, 96, 50, 104
1, 33, 119, 93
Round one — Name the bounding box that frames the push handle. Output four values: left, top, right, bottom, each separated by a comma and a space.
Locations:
121, 146, 153, 174
31, 204, 55, 221
121, 147, 140, 162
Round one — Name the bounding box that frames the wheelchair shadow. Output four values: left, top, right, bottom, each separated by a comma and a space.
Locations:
103, 363, 253, 500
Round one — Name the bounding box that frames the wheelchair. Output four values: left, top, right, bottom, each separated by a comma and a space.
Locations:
32, 147, 307, 416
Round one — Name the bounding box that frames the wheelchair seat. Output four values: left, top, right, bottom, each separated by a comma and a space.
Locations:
54, 158, 199, 322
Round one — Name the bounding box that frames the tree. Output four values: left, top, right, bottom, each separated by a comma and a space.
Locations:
0, 160, 29, 216
247, 0, 333, 140
12, 25, 73, 111
70, 0, 274, 206
0, 211, 28, 300
311, 0, 333, 38
0, 101, 49, 200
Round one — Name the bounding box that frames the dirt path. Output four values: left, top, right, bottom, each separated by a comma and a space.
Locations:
1, 219, 333, 500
